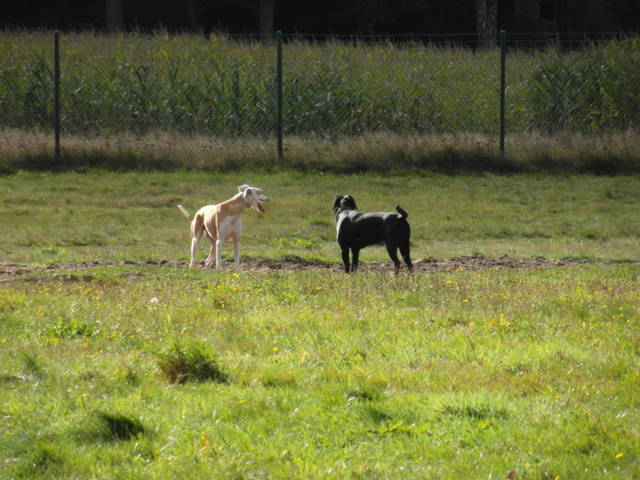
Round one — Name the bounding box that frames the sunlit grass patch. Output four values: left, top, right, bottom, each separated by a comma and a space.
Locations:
19, 352, 46, 379
0, 264, 638, 478
259, 369, 298, 388
16, 442, 68, 478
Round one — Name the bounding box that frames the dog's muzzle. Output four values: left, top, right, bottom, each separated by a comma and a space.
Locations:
256, 196, 269, 213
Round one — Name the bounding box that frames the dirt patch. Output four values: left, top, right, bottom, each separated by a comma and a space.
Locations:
0, 255, 619, 283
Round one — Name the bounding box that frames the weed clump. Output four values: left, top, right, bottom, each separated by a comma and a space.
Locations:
47, 318, 97, 338
441, 402, 509, 420
156, 342, 228, 384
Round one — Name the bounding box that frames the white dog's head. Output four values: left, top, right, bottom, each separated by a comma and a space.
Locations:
238, 184, 269, 213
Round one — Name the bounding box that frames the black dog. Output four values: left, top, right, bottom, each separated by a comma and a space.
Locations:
332, 194, 412, 273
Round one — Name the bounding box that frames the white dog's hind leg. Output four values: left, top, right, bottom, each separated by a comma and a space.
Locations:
189, 236, 200, 268
233, 238, 240, 273
204, 242, 215, 269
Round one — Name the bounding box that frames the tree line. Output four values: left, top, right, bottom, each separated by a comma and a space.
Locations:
3, 0, 638, 38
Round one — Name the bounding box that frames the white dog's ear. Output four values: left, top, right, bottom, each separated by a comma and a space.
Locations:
238, 184, 250, 193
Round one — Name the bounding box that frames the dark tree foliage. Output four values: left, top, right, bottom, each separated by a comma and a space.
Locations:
1, 0, 637, 34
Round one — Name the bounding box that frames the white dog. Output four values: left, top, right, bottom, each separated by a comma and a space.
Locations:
177, 185, 269, 272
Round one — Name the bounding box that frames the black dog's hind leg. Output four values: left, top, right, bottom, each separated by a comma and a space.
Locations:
386, 242, 402, 274
341, 246, 351, 273
351, 247, 360, 272
399, 241, 413, 272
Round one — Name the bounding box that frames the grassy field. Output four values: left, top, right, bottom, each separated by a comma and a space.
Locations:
1, 170, 639, 264
1, 171, 639, 479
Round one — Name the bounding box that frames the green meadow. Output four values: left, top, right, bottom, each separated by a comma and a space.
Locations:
1, 171, 639, 479
1, 171, 639, 264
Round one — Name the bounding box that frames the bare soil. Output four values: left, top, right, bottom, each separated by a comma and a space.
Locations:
0, 255, 623, 283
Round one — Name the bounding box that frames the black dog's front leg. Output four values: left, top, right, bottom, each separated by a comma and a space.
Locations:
341, 246, 351, 273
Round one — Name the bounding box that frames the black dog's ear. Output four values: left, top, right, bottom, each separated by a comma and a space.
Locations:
332, 195, 343, 212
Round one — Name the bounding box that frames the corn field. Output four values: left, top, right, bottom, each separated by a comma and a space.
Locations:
1, 31, 639, 161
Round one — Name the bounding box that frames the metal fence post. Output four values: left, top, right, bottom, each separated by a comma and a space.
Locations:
54, 31, 61, 161
276, 30, 284, 163
499, 29, 506, 156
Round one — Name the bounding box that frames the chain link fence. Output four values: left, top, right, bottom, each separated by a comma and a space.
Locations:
1, 31, 638, 170
280, 37, 501, 137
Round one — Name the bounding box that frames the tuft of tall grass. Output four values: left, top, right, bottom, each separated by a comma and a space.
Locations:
156, 341, 228, 384
46, 318, 97, 338
440, 402, 510, 420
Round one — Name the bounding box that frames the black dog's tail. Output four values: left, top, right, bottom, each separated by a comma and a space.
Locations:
396, 206, 409, 219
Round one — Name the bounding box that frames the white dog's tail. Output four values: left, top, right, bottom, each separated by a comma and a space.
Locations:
177, 204, 192, 221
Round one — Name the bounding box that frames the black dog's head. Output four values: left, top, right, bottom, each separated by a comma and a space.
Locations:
332, 194, 358, 214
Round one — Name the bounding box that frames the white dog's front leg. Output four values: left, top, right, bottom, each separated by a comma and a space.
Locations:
215, 239, 222, 269
233, 238, 240, 273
